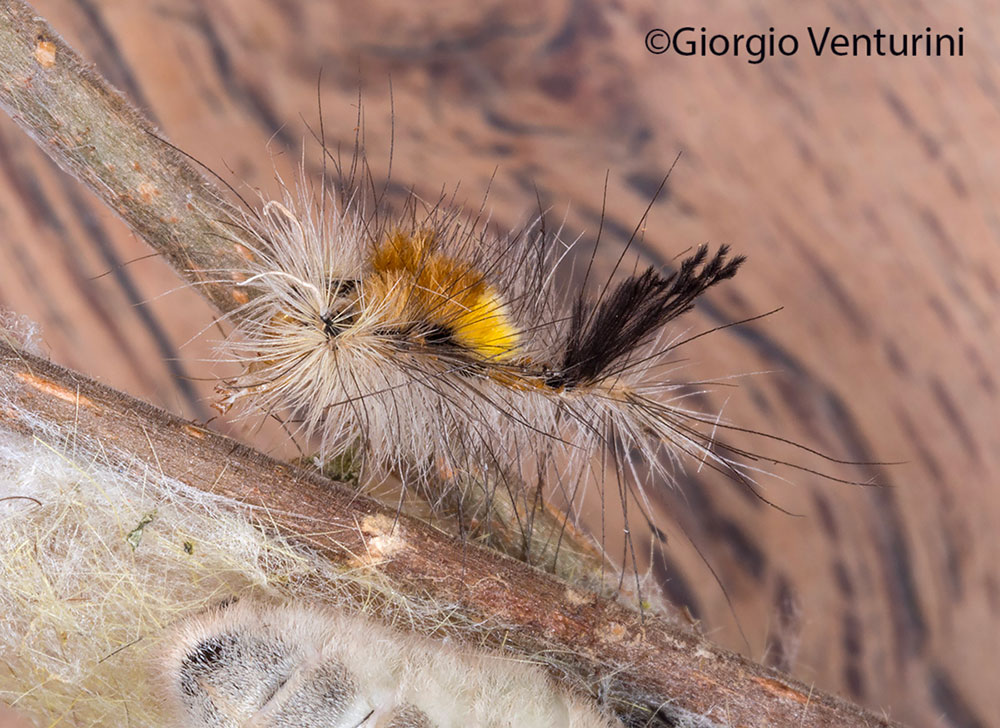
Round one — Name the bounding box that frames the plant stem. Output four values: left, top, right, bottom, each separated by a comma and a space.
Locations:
0, 0, 254, 315
0, 340, 898, 728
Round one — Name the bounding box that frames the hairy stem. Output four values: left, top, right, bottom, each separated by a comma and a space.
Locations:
0, 341, 897, 728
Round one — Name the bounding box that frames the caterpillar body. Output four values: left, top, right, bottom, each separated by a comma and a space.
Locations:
218, 172, 752, 558
157, 600, 621, 728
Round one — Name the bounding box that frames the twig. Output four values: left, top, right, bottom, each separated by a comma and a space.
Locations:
0, 0, 253, 315
0, 340, 898, 728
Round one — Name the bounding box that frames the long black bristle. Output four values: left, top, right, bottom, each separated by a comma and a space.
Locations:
551, 245, 745, 388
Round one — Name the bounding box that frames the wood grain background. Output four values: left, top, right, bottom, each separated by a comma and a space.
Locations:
0, 2, 995, 726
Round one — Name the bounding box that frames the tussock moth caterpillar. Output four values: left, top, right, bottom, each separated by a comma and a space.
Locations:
219, 176, 745, 492
157, 599, 620, 727
212, 125, 859, 583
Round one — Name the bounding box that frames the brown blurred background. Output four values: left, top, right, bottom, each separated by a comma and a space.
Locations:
0, 2, 996, 726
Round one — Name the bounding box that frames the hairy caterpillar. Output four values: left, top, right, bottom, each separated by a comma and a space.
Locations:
216, 164, 767, 559
157, 600, 620, 728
